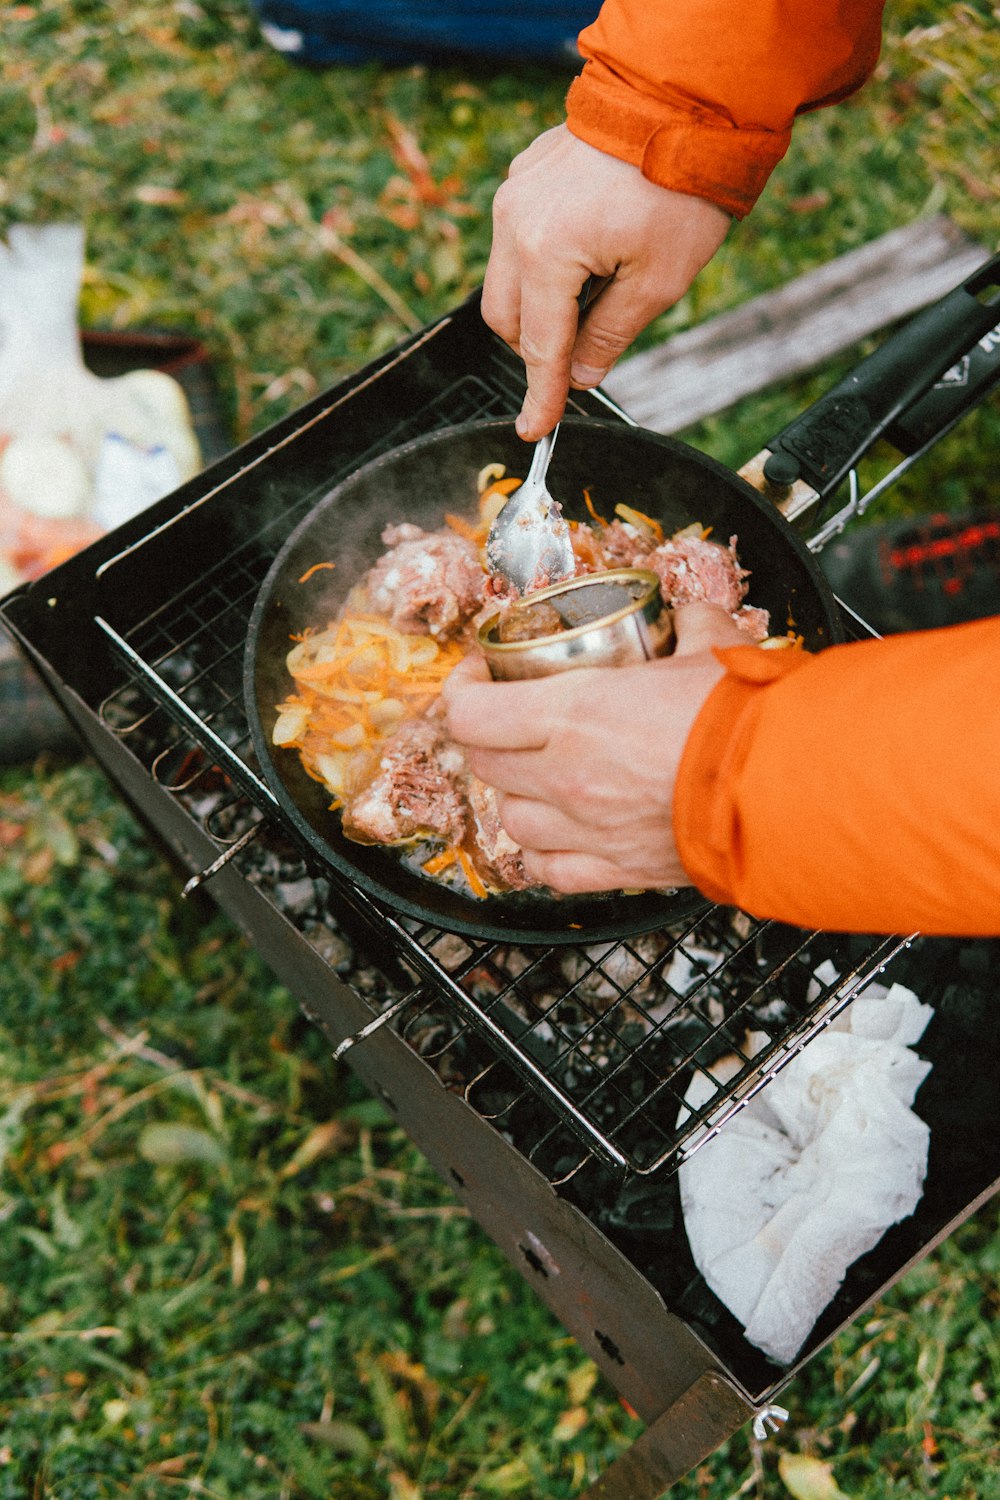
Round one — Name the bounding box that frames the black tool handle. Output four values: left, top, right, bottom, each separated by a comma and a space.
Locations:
764, 251, 1000, 499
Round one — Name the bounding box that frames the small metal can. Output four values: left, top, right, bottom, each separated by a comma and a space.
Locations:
478, 568, 674, 681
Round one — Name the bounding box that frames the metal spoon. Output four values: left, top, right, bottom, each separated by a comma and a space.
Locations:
485, 423, 575, 595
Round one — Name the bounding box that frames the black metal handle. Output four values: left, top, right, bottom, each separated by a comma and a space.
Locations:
764, 251, 1000, 499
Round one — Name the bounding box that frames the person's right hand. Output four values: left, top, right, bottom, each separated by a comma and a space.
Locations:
482, 125, 731, 442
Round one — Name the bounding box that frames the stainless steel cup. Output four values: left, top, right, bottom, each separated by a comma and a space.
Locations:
478, 568, 674, 681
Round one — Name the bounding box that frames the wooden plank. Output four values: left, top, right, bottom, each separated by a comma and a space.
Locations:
601, 214, 990, 433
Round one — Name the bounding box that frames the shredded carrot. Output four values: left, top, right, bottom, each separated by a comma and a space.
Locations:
301, 761, 329, 784
457, 848, 488, 900
422, 846, 458, 876
482, 476, 522, 499
583, 487, 608, 527
298, 561, 335, 583
615, 503, 664, 543
274, 606, 466, 800
444, 512, 486, 543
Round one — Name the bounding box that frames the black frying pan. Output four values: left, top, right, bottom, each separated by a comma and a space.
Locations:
245, 252, 1000, 943
245, 416, 843, 943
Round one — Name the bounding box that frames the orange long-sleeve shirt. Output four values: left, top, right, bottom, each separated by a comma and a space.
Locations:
565, 0, 1000, 935
675, 622, 1000, 934
567, 0, 886, 217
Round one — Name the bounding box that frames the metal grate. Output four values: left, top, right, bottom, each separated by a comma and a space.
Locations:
96, 375, 514, 802
82, 335, 907, 1179
89, 696, 906, 1181
405, 914, 905, 1176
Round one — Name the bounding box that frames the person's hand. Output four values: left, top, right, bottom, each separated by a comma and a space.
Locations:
483, 125, 731, 442
441, 603, 746, 893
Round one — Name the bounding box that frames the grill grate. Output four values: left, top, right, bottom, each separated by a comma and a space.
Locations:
84, 328, 905, 1179
97, 375, 514, 797
404, 913, 905, 1176
94, 709, 905, 1181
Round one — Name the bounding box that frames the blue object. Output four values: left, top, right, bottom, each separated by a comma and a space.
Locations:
249, 0, 600, 67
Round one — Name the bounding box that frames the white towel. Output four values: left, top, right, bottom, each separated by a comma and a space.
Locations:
678, 972, 933, 1365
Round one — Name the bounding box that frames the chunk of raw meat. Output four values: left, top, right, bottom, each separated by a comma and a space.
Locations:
365, 524, 486, 639
648, 533, 750, 612
344, 716, 467, 845
467, 777, 535, 891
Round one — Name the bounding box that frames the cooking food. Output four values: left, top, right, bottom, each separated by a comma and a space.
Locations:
479, 569, 674, 681
493, 570, 661, 645
496, 597, 565, 643
272, 465, 771, 899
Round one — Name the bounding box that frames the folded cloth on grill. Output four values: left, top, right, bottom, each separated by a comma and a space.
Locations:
678, 967, 933, 1366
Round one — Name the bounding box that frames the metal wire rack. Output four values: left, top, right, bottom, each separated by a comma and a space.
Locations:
85, 322, 905, 1180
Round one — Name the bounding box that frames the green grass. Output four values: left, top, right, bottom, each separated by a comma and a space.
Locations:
1, 1, 998, 1495
1, 761, 998, 1497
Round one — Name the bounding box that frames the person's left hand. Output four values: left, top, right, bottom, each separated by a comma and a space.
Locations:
441, 603, 747, 893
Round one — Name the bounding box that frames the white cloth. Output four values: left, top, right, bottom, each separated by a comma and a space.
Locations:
678, 971, 933, 1365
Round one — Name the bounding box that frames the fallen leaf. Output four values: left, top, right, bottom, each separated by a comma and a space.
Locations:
137, 1122, 226, 1166
553, 1406, 588, 1442
778, 1452, 851, 1500
22, 846, 54, 884
384, 116, 444, 206
279, 1119, 347, 1178
380, 198, 420, 233
480, 1458, 534, 1493
133, 185, 186, 206
956, 165, 997, 203
788, 189, 832, 213
300, 1419, 372, 1459
441, 1296, 470, 1340
145, 1455, 200, 1476
229, 1224, 246, 1288
379, 1351, 441, 1423
387, 1472, 422, 1500
428, 237, 464, 290
566, 1362, 599, 1406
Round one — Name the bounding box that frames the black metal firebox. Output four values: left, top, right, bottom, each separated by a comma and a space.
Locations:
3, 291, 999, 1498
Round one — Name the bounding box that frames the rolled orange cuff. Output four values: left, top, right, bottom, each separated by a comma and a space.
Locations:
675, 643, 810, 906
675, 620, 1000, 936
566, 64, 790, 218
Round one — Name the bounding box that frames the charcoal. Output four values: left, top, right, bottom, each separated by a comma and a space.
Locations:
305, 924, 354, 971
275, 876, 320, 918
427, 932, 475, 970
599, 1176, 681, 1238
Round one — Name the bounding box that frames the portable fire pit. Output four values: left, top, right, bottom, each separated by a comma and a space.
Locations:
3, 274, 999, 1497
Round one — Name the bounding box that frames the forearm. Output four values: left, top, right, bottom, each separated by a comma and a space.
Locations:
675, 616, 1000, 935
567, 0, 886, 216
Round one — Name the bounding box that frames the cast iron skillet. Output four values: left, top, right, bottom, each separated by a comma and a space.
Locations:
245, 254, 1000, 942
245, 416, 843, 943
